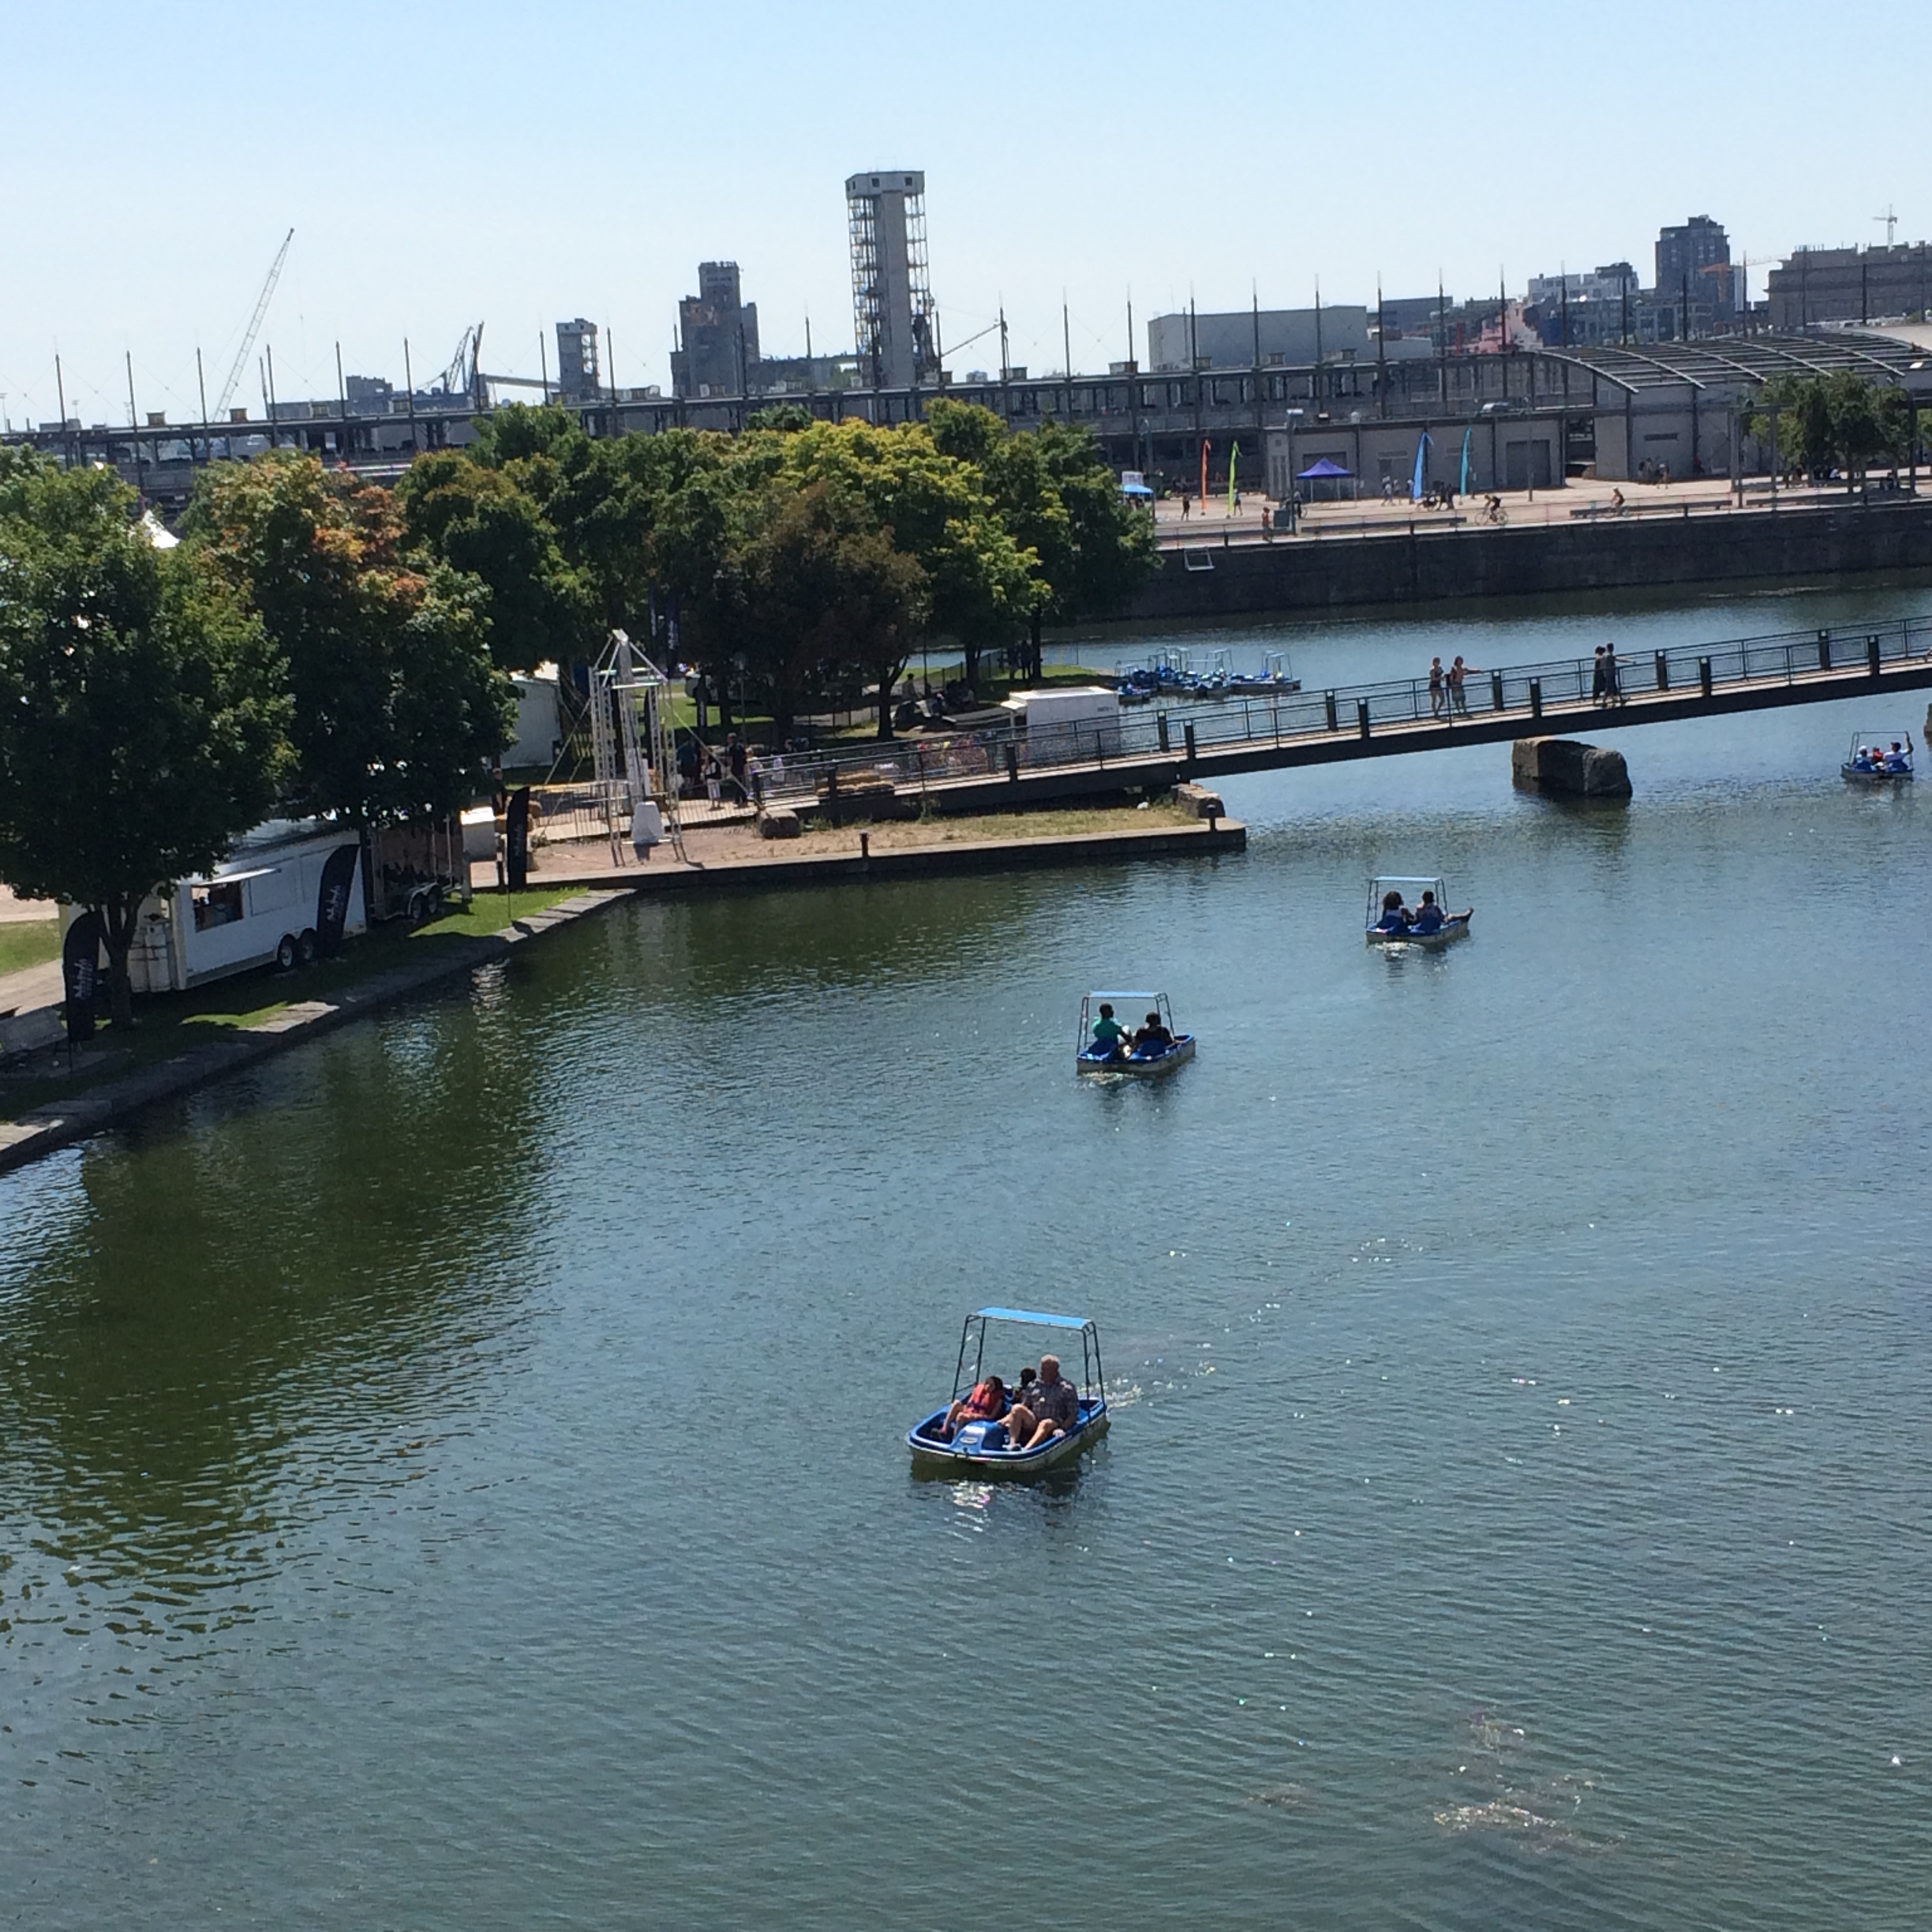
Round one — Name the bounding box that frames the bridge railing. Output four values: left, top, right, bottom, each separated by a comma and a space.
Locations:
738, 616, 1932, 804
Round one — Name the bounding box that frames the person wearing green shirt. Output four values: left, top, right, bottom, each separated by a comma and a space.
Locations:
1088, 1002, 1126, 1060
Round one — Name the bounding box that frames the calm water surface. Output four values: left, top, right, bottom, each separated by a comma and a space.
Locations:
5, 582, 1931, 1929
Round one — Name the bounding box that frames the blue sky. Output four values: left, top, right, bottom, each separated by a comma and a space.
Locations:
2, 0, 1921, 426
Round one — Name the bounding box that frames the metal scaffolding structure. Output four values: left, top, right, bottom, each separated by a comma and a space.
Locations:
588, 630, 686, 862
847, 170, 935, 391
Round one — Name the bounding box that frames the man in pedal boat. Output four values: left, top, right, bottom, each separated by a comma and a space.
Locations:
1004, 1354, 1080, 1451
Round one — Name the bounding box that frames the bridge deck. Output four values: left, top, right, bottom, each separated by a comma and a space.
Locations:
746, 617, 1932, 816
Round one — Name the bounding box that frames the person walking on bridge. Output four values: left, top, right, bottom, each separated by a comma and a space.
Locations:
1428, 657, 1447, 719
1601, 643, 1625, 708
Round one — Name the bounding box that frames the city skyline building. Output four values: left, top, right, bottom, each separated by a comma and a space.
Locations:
671, 262, 760, 400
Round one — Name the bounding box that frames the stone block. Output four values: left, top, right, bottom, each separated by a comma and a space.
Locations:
1175, 781, 1226, 819
1579, 746, 1632, 799
1511, 735, 1630, 799
758, 807, 803, 840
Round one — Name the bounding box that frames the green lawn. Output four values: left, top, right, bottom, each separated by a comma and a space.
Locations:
0, 920, 62, 977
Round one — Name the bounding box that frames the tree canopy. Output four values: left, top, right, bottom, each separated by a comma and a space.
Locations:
185, 452, 513, 825
400, 399, 1155, 735
0, 449, 287, 1022
1748, 373, 1918, 485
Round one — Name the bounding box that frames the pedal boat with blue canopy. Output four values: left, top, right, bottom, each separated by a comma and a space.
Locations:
1365, 875, 1472, 949
1076, 990, 1196, 1075
908, 1309, 1110, 1473
1841, 728, 1915, 784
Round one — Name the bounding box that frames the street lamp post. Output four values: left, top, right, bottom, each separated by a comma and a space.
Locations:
1281, 407, 1304, 534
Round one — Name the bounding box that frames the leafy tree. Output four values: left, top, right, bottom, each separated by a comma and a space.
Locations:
466, 406, 726, 650
739, 478, 928, 738
930, 401, 1156, 678
770, 417, 1032, 700
185, 453, 512, 838
745, 402, 815, 432
1750, 372, 1919, 488
0, 450, 287, 1024
396, 451, 591, 671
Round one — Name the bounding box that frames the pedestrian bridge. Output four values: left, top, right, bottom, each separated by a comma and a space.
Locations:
758, 615, 1932, 814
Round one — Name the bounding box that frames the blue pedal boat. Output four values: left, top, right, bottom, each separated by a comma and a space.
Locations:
1365, 874, 1472, 950
908, 1309, 1110, 1474
1076, 990, 1196, 1075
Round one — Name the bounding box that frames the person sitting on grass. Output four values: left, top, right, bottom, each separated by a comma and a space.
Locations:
1088, 1002, 1127, 1060
1003, 1354, 1080, 1451
938, 1374, 1007, 1441
1131, 1010, 1174, 1057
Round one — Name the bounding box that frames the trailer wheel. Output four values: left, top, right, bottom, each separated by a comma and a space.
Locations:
297, 928, 317, 966
275, 933, 299, 972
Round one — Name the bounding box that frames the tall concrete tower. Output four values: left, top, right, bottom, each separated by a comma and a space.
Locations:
555, 319, 601, 401
846, 170, 935, 391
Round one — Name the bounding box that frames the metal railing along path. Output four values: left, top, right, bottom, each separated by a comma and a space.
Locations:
736, 616, 1932, 810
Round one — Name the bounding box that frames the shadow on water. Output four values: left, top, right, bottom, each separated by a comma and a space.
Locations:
0, 972, 546, 1645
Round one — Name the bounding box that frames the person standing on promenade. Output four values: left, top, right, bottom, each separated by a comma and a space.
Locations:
727, 733, 748, 803
1428, 657, 1447, 719
1180, 491, 1191, 521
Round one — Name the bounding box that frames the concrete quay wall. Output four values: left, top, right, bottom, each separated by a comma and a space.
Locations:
1125, 500, 1932, 623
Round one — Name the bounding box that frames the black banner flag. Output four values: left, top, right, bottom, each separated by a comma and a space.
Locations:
315, 844, 360, 957
62, 911, 103, 1044
505, 788, 530, 892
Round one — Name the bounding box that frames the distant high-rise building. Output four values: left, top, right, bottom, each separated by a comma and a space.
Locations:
1655, 216, 1733, 330
671, 262, 760, 399
555, 319, 601, 402
846, 170, 936, 391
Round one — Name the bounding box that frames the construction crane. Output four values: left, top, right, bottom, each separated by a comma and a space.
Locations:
215, 228, 294, 418
1876, 206, 1900, 247
438, 322, 485, 405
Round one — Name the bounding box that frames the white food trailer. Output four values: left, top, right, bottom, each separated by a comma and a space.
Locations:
120, 820, 367, 994
998, 685, 1125, 757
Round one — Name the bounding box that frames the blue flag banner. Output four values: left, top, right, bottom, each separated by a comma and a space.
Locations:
1411, 432, 1432, 503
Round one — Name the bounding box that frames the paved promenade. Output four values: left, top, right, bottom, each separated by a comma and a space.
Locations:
1156, 475, 1903, 547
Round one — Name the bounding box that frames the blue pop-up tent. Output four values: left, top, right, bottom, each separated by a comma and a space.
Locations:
1296, 456, 1354, 501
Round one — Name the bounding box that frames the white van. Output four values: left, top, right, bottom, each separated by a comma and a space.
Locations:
121, 821, 367, 994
